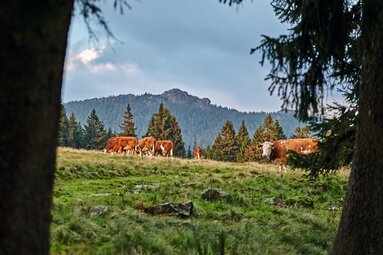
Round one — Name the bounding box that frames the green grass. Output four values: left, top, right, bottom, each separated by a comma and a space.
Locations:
52, 147, 349, 254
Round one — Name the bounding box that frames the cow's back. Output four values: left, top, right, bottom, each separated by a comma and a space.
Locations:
270, 138, 318, 169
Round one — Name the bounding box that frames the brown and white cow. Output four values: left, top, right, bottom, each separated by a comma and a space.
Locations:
104, 136, 137, 155
258, 138, 319, 171
118, 136, 138, 155
193, 146, 203, 159
136, 136, 156, 157
154, 140, 174, 157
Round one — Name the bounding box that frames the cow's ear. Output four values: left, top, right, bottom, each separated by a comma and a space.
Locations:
271, 143, 275, 149
257, 144, 263, 149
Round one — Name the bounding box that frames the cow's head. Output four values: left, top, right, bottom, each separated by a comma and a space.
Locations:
258, 142, 274, 158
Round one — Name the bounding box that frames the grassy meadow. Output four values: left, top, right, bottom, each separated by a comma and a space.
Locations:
52, 147, 349, 254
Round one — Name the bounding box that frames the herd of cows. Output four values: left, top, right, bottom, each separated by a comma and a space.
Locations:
103, 136, 318, 170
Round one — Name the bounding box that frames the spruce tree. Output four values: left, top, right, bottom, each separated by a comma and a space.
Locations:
146, 102, 169, 139
273, 120, 286, 140
83, 109, 107, 150
119, 104, 136, 137
186, 146, 192, 159
169, 115, 186, 157
205, 145, 213, 159
146, 102, 185, 157
291, 126, 311, 139
211, 120, 238, 162
106, 127, 114, 140
58, 104, 69, 147
211, 133, 224, 161
244, 126, 265, 162
262, 114, 286, 141
236, 120, 250, 162
67, 112, 83, 148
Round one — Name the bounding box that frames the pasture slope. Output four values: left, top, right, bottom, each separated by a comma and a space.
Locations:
52, 148, 349, 255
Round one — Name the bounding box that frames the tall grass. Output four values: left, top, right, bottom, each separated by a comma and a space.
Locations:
52, 147, 349, 254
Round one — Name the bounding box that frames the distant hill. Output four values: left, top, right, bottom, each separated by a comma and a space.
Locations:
64, 89, 302, 148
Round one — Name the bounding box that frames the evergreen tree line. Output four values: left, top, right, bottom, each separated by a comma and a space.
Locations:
58, 102, 186, 157
58, 106, 114, 150
64, 90, 302, 148
206, 114, 310, 162
59, 103, 311, 161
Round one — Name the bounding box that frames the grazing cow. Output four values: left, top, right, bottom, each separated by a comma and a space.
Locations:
258, 138, 319, 171
104, 137, 119, 153
154, 140, 174, 157
104, 136, 137, 155
117, 136, 138, 155
136, 137, 156, 157
193, 146, 203, 159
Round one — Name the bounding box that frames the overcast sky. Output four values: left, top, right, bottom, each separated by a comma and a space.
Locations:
62, 0, 338, 112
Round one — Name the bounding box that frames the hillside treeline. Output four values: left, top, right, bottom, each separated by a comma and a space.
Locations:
63, 89, 301, 148
59, 101, 310, 162
59, 102, 186, 156
60, 98, 354, 175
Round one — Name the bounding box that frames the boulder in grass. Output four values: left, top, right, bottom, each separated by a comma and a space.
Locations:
265, 197, 285, 207
89, 205, 109, 217
249, 169, 259, 175
201, 188, 229, 201
134, 183, 160, 194
144, 201, 194, 217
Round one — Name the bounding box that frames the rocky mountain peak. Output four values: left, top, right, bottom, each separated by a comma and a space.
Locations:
161, 88, 211, 107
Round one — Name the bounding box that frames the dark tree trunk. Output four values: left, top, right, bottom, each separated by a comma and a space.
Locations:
331, 1, 383, 254
0, 1, 73, 254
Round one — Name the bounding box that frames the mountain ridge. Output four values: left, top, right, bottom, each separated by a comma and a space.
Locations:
64, 88, 302, 148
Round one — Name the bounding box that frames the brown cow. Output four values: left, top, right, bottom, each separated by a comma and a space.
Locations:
136, 136, 156, 157
155, 140, 174, 157
193, 146, 203, 159
103, 137, 119, 153
104, 136, 137, 155
258, 138, 319, 171
118, 136, 138, 155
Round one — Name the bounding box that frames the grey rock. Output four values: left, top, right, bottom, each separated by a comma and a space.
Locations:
201, 188, 229, 201
89, 205, 109, 217
249, 169, 259, 175
145, 201, 194, 217
134, 183, 160, 194
266, 197, 285, 207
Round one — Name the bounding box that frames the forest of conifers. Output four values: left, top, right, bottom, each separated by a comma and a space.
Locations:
64, 88, 301, 148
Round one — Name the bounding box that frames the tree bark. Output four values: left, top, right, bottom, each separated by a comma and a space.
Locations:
0, 1, 73, 254
331, 0, 383, 254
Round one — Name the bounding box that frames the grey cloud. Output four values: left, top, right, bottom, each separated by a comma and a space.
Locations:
64, 0, 287, 112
